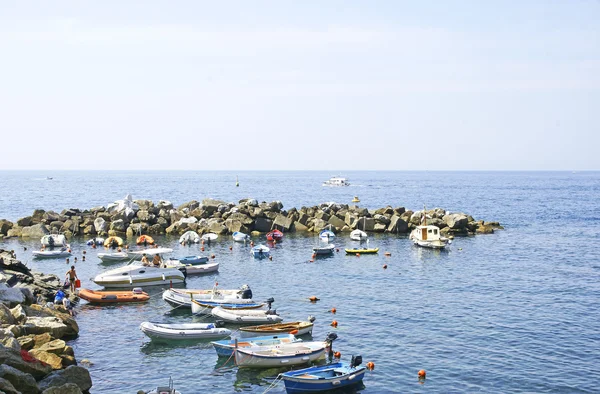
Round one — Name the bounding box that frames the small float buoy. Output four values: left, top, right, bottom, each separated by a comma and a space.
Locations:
334, 351, 341, 358
290, 329, 299, 335
309, 296, 320, 302
458, 247, 462, 251
383, 264, 388, 269
329, 307, 337, 314
211, 254, 216, 259
331, 320, 338, 328
418, 369, 426, 378
384, 251, 391, 256
367, 362, 375, 370
67, 249, 72, 253
352, 196, 360, 203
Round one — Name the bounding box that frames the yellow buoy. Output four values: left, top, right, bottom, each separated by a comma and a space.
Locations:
352, 196, 360, 203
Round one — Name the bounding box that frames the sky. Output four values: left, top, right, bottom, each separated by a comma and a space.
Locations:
0, 0, 598, 170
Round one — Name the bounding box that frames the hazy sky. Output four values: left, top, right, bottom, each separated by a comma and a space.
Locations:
0, 1, 598, 170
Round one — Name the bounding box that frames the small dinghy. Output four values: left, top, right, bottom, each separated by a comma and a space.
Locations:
319, 228, 336, 241
234, 340, 326, 368
32, 249, 72, 259
175, 255, 209, 264
41, 234, 67, 247
86, 237, 105, 246
179, 230, 201, 244
103, 236, 123, 248
232, 231, 250, 242
266, 229, 283, 242
191, 299, 266, 315
201, 233, 218, 242
211, 306, 283, 324
280, 356, 367, 394
345, 248, 379, 254
211, 334, 300, 357
163, 260, 219, 275
78, 287, 150, 303
146, 377, 181, 394
97, 251, 129, 263
251, 245, 270, 259
162, 285, 254, 309
312, 244, 335, 256
140, 321, 231, 340
350, 229, 368, 241
136, 235, 155, 245
239, 317, 315, 337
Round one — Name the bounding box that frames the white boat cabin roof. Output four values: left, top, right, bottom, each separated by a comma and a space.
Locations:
413, 225, 443, 240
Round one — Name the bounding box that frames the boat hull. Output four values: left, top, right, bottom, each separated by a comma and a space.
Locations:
211, 306, 283, 324
344, 248, 379, 254
78, 289, 150, 303
140, 322, 231, 340
162, 288, 250, 309
191, 300, 264, 315
211, 334, 299, 357
234, 342, 325, 368
32, 251, 72, 259
281, 363, 367, 393
93, 264, 185, 288
239, 322, 314, 337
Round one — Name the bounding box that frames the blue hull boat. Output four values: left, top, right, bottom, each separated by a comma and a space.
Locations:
177, 255, 209, 264
281, 361, 366, 393
211, 334, 300, 357
251, 245, 270, 259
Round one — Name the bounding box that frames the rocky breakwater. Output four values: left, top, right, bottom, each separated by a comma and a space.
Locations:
0, 250, 92, 394
0, 194, 502, 240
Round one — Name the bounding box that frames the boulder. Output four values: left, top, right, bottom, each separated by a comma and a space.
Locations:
292, 222, 308, 232
177, 200, 200, 211
16, 217, 33, 227
0, 303, 15, 324
344, 212, 357, 227
273, 214, 294, 232
23, 305, 78, 338
374, 214, 391, 225
35, 339, 66, 355
0, 377, 19, 394
156, 200, 173, 210
6, 227, 22, 237
374, 223, 387, 232
327, 215, 346, 230
0, 283, 26, 307
20, 224, 50, 238
312, 218, 328, 232
0, 220, 13, 236
133, 199, 153, 210
357, 218, 375, 232
10, 304, 27, 324
227, 213, 254, 226
42, 383, 83, 394
93, 218, 107, 234
0, 364, 39, 394
109, 219, 126, 232
28, 349, 63, 369
207, 222, 227, 235
387, 215, 409, 233
38, 365, 92, 393
17, 336, 35, 350
314, 210, 330, 221
0, 346, 53, 379
443, 213, 469, 229
297, 213, 310, 226
253, 218, 273, 233
224, 220, 249, 234
23, 317, 69, 338
42, 211, 61, 223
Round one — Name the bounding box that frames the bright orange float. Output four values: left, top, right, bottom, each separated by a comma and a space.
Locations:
136, 235, 155, 245
77, 288, 150, 304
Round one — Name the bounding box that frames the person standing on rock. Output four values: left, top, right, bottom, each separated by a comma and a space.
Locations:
66, 265, 78, 293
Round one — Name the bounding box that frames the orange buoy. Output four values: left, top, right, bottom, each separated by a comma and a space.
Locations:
309, 296, 320, 302
67, 249, 72, 253
418, 370, 426, 378
331, 320, 338, 328
201, 247, 205, 252
329, 307, 337, 314
211, 254, 216, 259
334, 351, 341, 358
385, 252, 391, 256
290, 329, 299, 335
356, 253, 360, 257
92, 244, 96, 249
383, 264, 388, 269
366, 362, 375, 370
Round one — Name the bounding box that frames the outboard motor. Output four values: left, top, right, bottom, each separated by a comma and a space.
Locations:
325, 332, 338, 361
350, 355, 363, 368
214, 320, 225, 328
241, 285, 253, 300
266, 309, 277, 315
308, 315, 316, 323
265, 297, 274, 310
177, 267, 188, 279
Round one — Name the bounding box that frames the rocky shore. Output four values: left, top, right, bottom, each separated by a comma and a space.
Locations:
0, 195, 502, 241
0, 250, 92, 394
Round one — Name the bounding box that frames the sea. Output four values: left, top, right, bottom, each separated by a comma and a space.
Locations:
0, 170, 599, 393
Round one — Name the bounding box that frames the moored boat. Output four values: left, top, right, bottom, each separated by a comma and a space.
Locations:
163, 260, 219, 275
140, 321, 231, 341
409, 225, 449, 249
97, 251, 129, 263
191, 299, 265, 315
232, 231, 250, 242
162, 285, 254, 309
280, 356, 367, 393
344, 248, 379, 254
319, 228, 335, 241
312, 244, 335, 256
145, 377, 181, 394
201, 233, 218, 242
239, 318, 315, 337
251, 245, 270, 259
211, 306, 283, 324
211, 334, 300, 357
175, 255, 209, 264
234, 340, 326, 368
350, 229, 368, 241
322, 176, 350, 187
136, 235, 155, 245
41, 234, 67, 247
103, 236, 123, 248
32, 249, 72, 259
86, 237, 105, 246
93, 261, 185, 288
179, 230, 201, 244
266, 229, 283, 242
127, 247, 173, 260
77, 288, 150, 303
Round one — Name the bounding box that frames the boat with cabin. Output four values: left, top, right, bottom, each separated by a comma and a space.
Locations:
92, 260, 186, 288
322, 176, 350, 187
409, 207, 450, 249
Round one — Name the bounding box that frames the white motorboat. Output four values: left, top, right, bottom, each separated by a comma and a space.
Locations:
32, 249, 72, 259
312, 244, 335, 255
140, 321, 231, 340
97, 252, 129, 263
93, 261, 185, 288
232, 231, 250, 242
162, 285, 254, 308
211, 306, 283, 324
409, 225, 449, 249
234, 341, 326, 368
201, 233, 218, 242
350, 229, 368, 241
179, 230, 200, 244
162, 260, 219, 275
211, 334, 301, 357
250, 244, 270, 258
322, 176, 350, 187
127, 247, 173, 260
191, 299, 266, 315
40, 234, 67, 247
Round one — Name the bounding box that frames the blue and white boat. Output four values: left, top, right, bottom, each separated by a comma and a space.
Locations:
232, 231, 250, 242
191, 299, 265, 315
251, 244, 270, 259
319, 228, 335, 241
175, 255, 209, 264
280, 357, 367, 393
211, 334, 301, 357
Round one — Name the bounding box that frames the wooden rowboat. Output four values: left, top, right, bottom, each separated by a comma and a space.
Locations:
239, 320, 314, 337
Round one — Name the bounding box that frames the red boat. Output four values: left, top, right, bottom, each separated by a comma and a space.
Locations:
266, 229, 284, 242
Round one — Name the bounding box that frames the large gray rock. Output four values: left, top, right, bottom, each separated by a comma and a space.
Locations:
253, 218, 273, 233
0, 364, 39, 394
387, 215, 409, 233
224, 220, 249, 234
443, 213, 469, 229
20, 224, 50, 238
0, 345, 53, 379
327, 215, 346, 230
16, 217, 33, 227
38, 366, 92, 393
0, 303, 15, 324
273, 214, 294, 232
42, 382, 83, 394
357, 218, 375, 232
42, 211, 61, 223
109, 219, 126, 232
0, 377, 19, 394
23, 317, 69, 338
177, 200, 200, 211
93, 217, 107, 234
23, 305, 78, 338
207, 222, 227, 234
0, 220, 13, 235
227, 213, 254, 226
374, 214, 391, 225
0, 283, 26, 307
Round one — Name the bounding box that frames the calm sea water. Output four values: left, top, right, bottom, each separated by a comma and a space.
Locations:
1, 171, 599, 393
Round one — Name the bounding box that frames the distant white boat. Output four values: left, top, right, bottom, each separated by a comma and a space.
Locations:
97, 252, 129, 263
32, 249, 71, 259
202, 233, 218, 242
409, 207, 450, 249
232, 231, 250, 242
140, 321, 230, 341
40, 234, 67, 247
322, 176, 350, 187
350, 229, 368, 241
93, 261, 185, 288
179, 230, 200, 244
